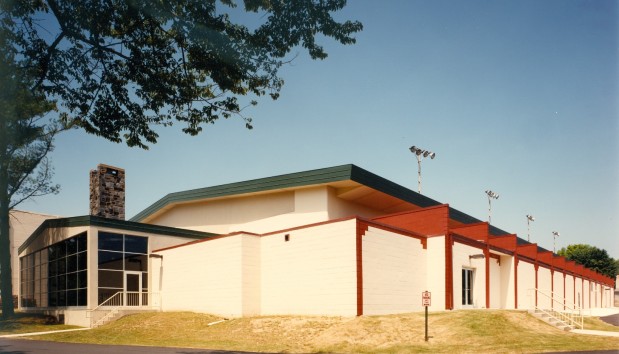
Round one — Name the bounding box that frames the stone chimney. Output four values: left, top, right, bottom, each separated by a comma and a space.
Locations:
89, 164, 125, 220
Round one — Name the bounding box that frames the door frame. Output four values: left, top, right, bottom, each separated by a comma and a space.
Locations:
462, 268, 474, 307
123, 271, 142, 306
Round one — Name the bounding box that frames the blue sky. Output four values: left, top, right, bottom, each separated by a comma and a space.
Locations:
20, 0, 618, 258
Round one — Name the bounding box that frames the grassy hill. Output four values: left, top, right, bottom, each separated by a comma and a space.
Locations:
17, 310, 619, 353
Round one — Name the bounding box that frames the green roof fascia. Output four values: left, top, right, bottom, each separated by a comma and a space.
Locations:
19, 215, 217, 254
131, 164, 358, 222
129, 163, 512, 236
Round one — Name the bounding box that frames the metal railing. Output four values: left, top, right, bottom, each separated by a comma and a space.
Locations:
87, 291, 161, 328
529, 288, 583, 330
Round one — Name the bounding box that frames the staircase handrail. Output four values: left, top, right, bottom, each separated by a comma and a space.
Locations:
87, 291, 123, 317
531, 288, 583, 329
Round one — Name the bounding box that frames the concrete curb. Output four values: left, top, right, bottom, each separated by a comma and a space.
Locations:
571, 329, 619, 337
0, 327, 91, 338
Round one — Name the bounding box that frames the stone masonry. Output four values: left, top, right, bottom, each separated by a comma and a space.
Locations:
89, 164, 125, 220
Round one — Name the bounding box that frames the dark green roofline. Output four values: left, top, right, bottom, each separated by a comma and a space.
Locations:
131, 164, 357, 222
130, 164, 511, 236
18, 215, 217, 254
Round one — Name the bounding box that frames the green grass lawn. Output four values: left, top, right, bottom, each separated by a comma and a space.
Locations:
13, 310, 618, 353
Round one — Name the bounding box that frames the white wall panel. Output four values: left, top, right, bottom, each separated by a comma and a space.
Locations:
565, 274, 575, 309
552, 270, 564, 310
426, 236, 446, 311
157, 235, 245, 317
260, 219, 357, 316
537, 266, 552, 310
489, 256, 502, 309
362, 227, 426, 315
517, 260, 535, 310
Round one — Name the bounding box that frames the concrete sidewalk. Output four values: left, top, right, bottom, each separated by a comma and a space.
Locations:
0, 327, 90, 338
571, 329, 619, 337
569, 307, 619, 337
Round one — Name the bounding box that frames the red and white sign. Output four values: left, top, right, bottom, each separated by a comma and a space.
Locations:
422, 291, 431, 307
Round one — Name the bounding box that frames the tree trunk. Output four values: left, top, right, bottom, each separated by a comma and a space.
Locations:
0, 113, 15, 318
0, 194, 13, 318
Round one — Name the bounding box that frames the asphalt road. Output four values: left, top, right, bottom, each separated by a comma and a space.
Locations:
599, 313, 619, 327
0, 338, 261, 354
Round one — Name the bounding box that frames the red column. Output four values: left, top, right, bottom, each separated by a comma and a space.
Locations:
514, 255, 519, 309
563, 273, 566, 310
534, 263, 539, 307
445, 234, 454, 310
484, 247, 490, 309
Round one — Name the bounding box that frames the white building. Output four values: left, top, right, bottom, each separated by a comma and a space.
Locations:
16, 164, 615, 326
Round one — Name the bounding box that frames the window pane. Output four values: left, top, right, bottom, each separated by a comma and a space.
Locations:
49, 276, 58, 292
98, 232, 123, 251
39, 292, 48, 307
57, 242, 66, 258
77, 270, 87, 288
98, 251, 123, 270
77, 252, 87, 271
67, 237, 78, 254
57, 257, 66, 274
49, 260, 57, 277
57, 290, 66, 307
40, 276, 48, 293
67, 254, 78, 273
67, 273, 77, 290
58, 274, 66, 291
77, 232, 87, 252
48, 291, 57, 307
49, 245, 60, 260
125, 254, 147, 272
142, 273, 148, 290
78, 288, 87, 306
40, 251, 48, 268
98, 270, 123, 288
40, 262, 48, 281
67, 290, 78, 306
125, 235, 148, 254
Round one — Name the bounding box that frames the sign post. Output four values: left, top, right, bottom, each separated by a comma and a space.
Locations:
422, 291, 431, 341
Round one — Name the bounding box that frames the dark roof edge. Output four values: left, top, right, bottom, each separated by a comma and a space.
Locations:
447, 207, 511, 236
18, 215, 217, 254
131, 164, 517, 239
130, 164, 355, 222
348, 165, 442, 208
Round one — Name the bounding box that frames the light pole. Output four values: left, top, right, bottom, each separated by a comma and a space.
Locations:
526, 214, 535, 242
552, 231, 560, 253
485, 190, 499, 225
409, 146, 436, 194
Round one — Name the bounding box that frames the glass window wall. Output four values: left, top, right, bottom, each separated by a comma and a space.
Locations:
97, 232, 148, 305
20, 232, 87, 308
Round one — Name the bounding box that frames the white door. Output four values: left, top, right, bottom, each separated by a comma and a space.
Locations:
124, 271, 142, 306
462, 268, 474, 306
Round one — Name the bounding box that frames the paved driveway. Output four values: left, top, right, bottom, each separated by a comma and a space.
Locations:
599, 313, 619, 326
0, 338, 261, 354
